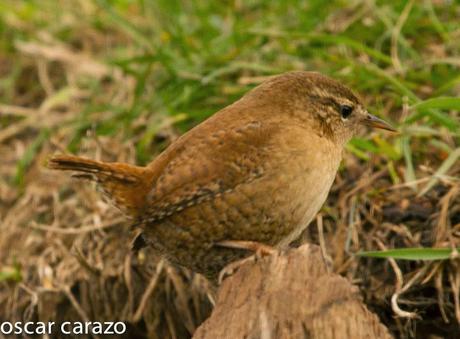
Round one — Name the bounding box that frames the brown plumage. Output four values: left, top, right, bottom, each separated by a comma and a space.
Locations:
48, 71, 395, 280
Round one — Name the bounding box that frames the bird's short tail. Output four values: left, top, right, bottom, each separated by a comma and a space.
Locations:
48, 154, 151, 217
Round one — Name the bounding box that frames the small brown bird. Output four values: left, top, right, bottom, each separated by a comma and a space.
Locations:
48, 71, 395, 280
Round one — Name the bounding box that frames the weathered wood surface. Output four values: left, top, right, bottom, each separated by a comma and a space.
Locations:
193, 244, 392, 339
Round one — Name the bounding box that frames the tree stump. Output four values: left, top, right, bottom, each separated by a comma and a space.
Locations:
193, 244, 392, 339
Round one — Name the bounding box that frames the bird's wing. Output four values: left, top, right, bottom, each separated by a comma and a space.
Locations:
138, 116, 281, 224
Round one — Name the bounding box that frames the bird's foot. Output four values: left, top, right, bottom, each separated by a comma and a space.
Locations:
215, 240, 277, 284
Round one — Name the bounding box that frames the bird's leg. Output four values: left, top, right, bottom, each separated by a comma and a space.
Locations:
215, 240, 277, 284
216, 240, 276, 256
316, 214, 333, 273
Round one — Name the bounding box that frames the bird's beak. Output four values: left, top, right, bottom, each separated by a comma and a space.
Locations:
363, 113, 397, 132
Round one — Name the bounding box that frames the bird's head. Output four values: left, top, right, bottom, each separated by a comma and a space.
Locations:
249, 71, 396, 145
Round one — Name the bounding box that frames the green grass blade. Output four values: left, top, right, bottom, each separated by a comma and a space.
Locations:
309, 33, 393, 65
434, 74, 460, 95
411, 97, 460, 111
0, 266, 22, 282
425, 0, 449, 41
418, 147, 460, 196
14, 128, 50, 186
94, 0, 155, 51
401, 136, 417, 190
363, 63, 419, 102
407, 97, 460, 130
249, 29, 393, 65
356, 248, 460, 261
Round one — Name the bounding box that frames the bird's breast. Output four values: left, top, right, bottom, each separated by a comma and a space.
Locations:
275, 138, 342, 247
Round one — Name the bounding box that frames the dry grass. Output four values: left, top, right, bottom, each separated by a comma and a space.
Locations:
1, 135, 213, 338
1, 1, 459, 338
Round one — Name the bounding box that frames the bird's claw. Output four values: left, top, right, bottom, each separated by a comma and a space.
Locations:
215, 240, 277, 284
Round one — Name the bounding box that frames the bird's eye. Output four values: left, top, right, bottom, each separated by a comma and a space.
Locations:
340, 105, 353, 120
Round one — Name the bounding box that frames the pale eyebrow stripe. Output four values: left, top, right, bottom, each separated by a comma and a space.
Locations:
309, 95, 341, 109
